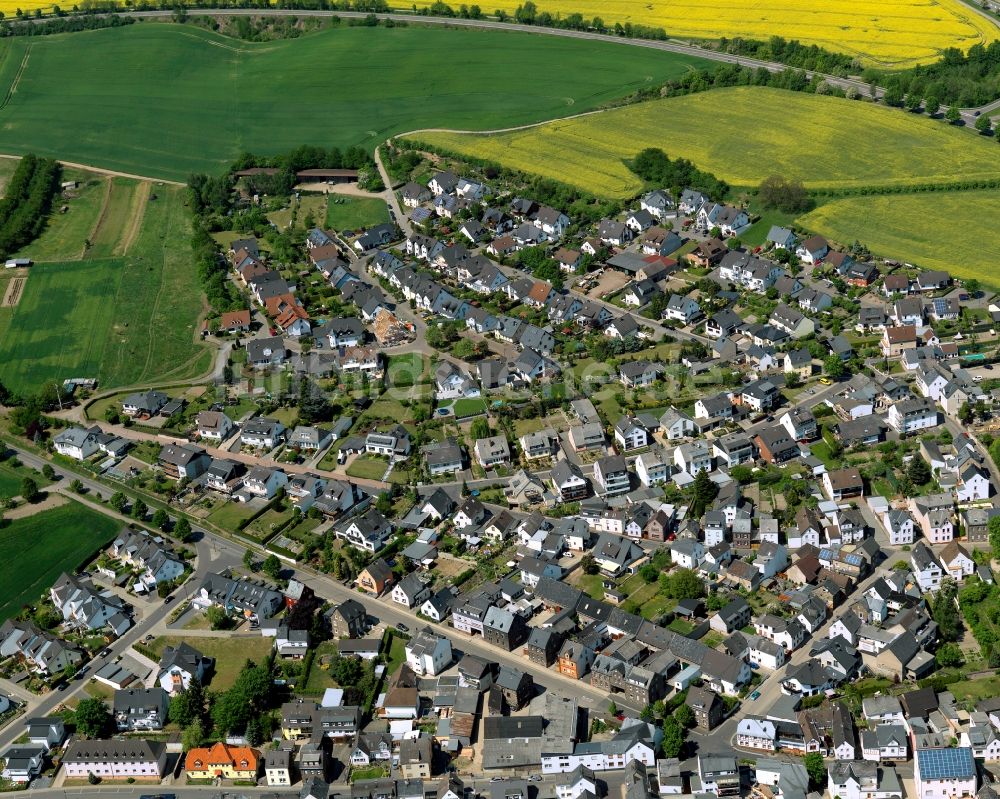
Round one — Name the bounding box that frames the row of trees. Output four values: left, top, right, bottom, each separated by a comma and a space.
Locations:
0, 12, 134, 35
629, 147, 729, 202
0, 154, 61, 259
718, 35, 858, 76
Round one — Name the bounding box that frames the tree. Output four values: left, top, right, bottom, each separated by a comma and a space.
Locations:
959, 401, 975, 425
181, 720, 205, 751
19, 477, 39, 503
907, 456, 931, 486
75, 698, 112, 738
41, 464, 55, 480
69, 478, 84, 494
212, 659, 273, 734
945, 105, 962, 124
661, 715, 685, 757
206, 605, 234, 631
688, 469, 719, 519
131, 498, 147, 520
989, 515, 1000, 560
674, 704, 695, 729
757, 174, 811, 213
823, 355, 846, 381
262, 554, 282, 580
243, 548, 255, 570
470, 418, 491, 441
580, 554, 598, 575
109, 491, 128, 513
169, 678, 206, 728
931, 580, 962, 642
923, 86, 943, 115
976, 114, 993, 134
663, 568, 705, 600
936, 642, 964, 668
151, 508, 170, 531
904, 91, 923, 112
803, 753, 826, 791
174, 517, 193, 542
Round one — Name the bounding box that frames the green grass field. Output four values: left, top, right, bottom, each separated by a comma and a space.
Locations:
419, 86, 1000, 196
16, 171, 107, 262
149, 635, 273, 690
346, 455, 390, 481
0, 184, 209, 394
800, 190, 1000, 286
325, 197, 389, 233
0, 501, 122, 622
0, 24, 712, 180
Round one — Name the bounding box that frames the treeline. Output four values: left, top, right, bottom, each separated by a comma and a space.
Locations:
191, 218, 242, 313
0, 154, 60, 259
716, 36, 858, 77
629, 147, 728, 199
0, 13, 134, 36
406, 0, 669, 38
867, 41, 1000, 108
189, 143, 376, 218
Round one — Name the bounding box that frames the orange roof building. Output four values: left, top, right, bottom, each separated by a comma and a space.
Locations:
185, 743, 260, 780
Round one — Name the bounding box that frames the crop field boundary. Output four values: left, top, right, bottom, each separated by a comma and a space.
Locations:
0, 44, 30, 112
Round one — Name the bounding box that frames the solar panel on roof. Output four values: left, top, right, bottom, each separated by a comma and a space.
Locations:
917, 747, 974, 780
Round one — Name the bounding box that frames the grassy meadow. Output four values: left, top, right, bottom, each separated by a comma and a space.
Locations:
0, 182, 209, 394
0, 24, 712, 180
419, 87, 1000, 196
325, 196, 390, 232
800, 191, 1000, 284
0, 502, 122, 622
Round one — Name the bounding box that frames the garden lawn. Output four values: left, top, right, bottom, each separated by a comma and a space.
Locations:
243, 506, 296, 542
347, 456, 390, 481
0, 501, 121, 622
0, 184, 208, 394
325, 197, 389, 233
0, 26, 713, 180
384, 634, 407, 675
149, 635, 273, 690
419, 87, 1000, 196
574, 572, 605, 600
948, 675, 1000, 703
386, 353, 427, 387
799, 190, 1000, 287
207, 500, 259, 532
452, 397, 487, 418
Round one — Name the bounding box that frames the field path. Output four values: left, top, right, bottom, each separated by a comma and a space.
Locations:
84, 176, 113, 257
0, 154, 184, 186
115, 179, 150, 256
5, 492, 67, 519
0, 44, 30, 112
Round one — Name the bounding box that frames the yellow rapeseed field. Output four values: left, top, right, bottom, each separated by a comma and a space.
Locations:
799, 191, 1000, 285
417, 87, 1000, 197
409, 0, 998, 67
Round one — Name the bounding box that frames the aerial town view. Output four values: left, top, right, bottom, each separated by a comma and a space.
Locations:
1, 3, 1000, 799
